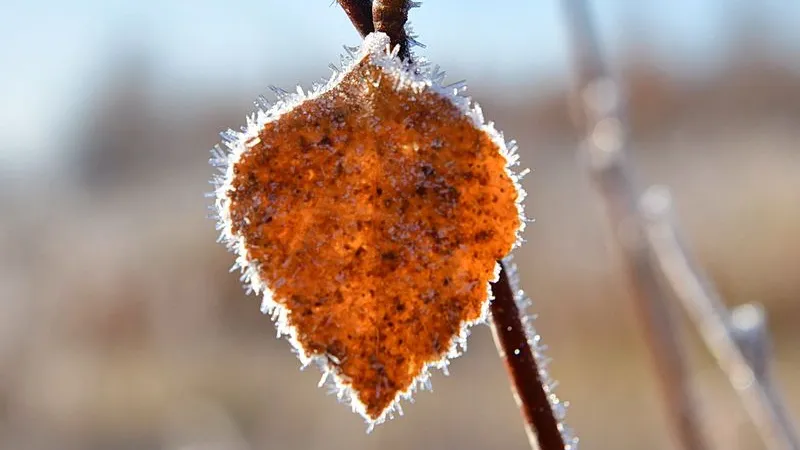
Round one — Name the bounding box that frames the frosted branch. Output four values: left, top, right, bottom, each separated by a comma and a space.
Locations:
338, 0, 375, 37
372, 0, 414, 60
490, 259, 577, 450
338, 0, 415, 60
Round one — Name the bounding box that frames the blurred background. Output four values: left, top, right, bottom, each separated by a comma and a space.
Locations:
1, 1, 798, 449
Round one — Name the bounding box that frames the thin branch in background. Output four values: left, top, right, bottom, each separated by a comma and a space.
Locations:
560, 1, 709, 449
337, 0, 375, 37
561, 0, 800, 448
336, 2, 573, 448
641, 187, 800, 450
490, 259, 575, 450
730, 303, 770, 383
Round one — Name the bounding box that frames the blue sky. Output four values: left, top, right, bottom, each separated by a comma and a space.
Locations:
1, 1, 798, 170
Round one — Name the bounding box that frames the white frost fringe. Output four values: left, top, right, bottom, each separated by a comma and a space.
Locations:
209, 32, 529, 429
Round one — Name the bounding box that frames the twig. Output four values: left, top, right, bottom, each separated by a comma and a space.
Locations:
336, 2, 571, 448
562, 0, 800, 448
339, 0, 414, 60
372, 0, 412, 60
337, 0, 375, 37
641, 187, 800, 450
730, 303, 770, 383
560, 1, 709, 449
490, 259, 572, 450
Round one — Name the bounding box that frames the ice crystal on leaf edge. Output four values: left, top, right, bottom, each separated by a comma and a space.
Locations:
208, 32, 542, 430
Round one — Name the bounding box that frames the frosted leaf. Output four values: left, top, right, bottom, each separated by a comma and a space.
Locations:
208, 32, 527, 428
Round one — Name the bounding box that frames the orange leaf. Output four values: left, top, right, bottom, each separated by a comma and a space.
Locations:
211, 32, 526, 427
